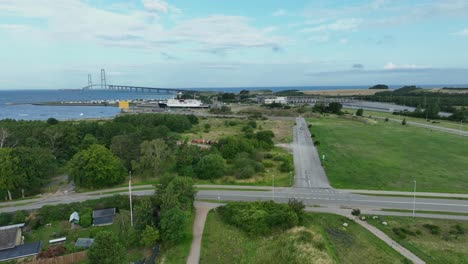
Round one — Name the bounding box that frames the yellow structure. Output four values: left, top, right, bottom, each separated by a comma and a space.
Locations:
118, 101, 129, 109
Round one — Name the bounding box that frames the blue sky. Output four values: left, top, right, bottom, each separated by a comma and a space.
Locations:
1, 0, 468, 89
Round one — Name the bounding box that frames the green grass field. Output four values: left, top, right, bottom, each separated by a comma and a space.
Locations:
308, 115, 468, 193
343, 108, 467, 131
200, 211, 405, 264
367, 215, 468, 264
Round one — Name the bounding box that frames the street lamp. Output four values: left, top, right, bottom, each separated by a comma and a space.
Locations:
129, 171, 134, 226
412, 180, 417, 218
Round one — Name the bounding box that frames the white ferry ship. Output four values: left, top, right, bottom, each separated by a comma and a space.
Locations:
158, 98, 208, 108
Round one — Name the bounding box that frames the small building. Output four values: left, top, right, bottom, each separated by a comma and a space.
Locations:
69, 211, 80, 224
264, 97, 287, 105
0, 223, 41, 262
92, 208, 116, 226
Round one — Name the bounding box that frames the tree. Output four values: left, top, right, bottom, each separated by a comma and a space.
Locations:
195, 154, 225, 180
159, 207, 186, 245
88, 231, 126, 264
402, 118, 407, 125
110, 134, 140, 170
356, 108, 364, 117
288, 199, 305, 224
12, 147, 56, 196
80, 134, 98, 150
0, 127, 12, 148
328, 102, 343, 114
133, 139, 174, 178
68, 144, 126, 189
134, 196, 155, 231
141, 225, 159, 247
369, 84, 389, 90
46, 118, 59, 125
156, 177, 195, 211
0, 148, 21, 200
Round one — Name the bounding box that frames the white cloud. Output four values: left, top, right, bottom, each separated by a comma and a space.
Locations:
0, 1, 282, 53
383, 62, 427, 70
309, 35, 329, 43
272, 9, 287, 17
339, 38, 349, 44
302, 18, 363, 33
142, 0, 180, 14
453, 29, 468, 36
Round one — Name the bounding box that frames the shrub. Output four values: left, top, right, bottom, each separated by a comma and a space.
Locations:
13, 211, 28, 224
0, 213, 13, 226
351, 209, 361, 216
385, 117, 389, 122
217, 201, 299, 235
402, 118, 407, 125
79, 208, 92, 227
392, 228, 407, 239
423, 224, 441, 235
314, 141, 320, 146
450, 224, 465, 235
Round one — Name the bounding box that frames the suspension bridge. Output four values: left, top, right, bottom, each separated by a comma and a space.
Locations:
82, 69, 196, 93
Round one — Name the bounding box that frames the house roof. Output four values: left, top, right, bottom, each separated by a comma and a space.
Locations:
75, 238, 94, 248
92, 208, 116, 218
0, 242, 41, 262
0, 223, 25, 231
69, 211, 80, 222
92, 215, 114, 226
0, 228, 19, 251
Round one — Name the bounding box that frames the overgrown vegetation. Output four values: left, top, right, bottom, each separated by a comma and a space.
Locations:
368, 215, 468, 263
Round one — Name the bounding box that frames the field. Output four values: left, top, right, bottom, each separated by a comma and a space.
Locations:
344, 108, 468, 131
200, 211, 405, 264
308, 115, 468, 193
183, 116, 294, 144
182, 117, 295, 187
303, 89, 388, 96
367, 215, 468, 264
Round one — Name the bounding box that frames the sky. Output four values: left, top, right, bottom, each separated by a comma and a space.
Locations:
0, 0, 468, 89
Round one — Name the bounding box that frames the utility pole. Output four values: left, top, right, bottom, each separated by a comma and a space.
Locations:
413, 180, 416, 218
272, 174, 275, 201
129, 171, 134, 227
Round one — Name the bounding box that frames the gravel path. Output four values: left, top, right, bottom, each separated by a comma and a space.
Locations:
186, 202, 222, 264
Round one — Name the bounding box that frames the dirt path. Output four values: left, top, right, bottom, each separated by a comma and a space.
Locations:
186, 202, 222, 264
304, 206, 425, 264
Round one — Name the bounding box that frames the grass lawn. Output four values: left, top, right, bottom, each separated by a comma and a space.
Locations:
367, 215, 468, 264
200, 210, 405, 264
308, 115, 468, 193
344, 108, 468, 131
157, 211, 194, 264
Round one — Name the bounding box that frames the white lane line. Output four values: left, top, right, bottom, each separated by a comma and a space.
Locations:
196, 193, 468, 207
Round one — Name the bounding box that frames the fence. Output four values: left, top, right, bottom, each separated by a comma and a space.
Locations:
26, 251, 87, 264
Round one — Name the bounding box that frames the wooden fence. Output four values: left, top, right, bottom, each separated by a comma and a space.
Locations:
26, 251, 87, 264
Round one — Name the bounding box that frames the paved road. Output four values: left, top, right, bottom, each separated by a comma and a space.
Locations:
196, 189, 468, 214
292, 117, 330, 189
372, 116, 468, 137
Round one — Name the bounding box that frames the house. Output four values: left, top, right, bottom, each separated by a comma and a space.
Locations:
92, 208, 116, 226
0, 223, 41, 262
69, 211, 80, 224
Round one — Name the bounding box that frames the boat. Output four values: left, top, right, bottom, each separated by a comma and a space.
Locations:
158, 99, 208, 108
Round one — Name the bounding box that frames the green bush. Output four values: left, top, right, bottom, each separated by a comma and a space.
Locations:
423, 224, 441, 235
217, 201, 299, 235
79, 208, 92, 227
13, 211, 28, 224
0, 212, 13, 226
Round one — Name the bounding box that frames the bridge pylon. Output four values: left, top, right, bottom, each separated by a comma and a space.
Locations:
100, 69, 107, 89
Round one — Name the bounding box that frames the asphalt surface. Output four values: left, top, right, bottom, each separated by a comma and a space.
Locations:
292, 117, 330, 189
